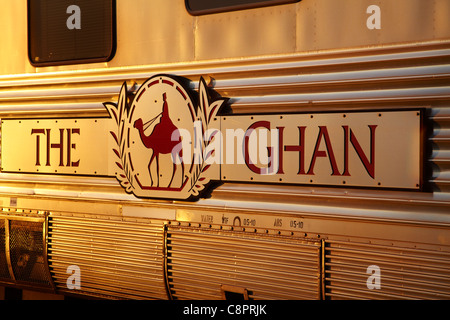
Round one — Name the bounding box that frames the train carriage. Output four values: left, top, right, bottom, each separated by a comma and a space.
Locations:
0, 0, 449, 300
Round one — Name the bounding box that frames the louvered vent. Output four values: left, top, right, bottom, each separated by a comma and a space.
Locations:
324, 240, 450, 299
47, 214, 168, 299
166, 225, 322, 300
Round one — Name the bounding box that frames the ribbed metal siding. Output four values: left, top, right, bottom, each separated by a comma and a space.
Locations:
47, 214, 168, 299
0, 41, 449, 300
324, 240, 450, 299
0, 42, 449, 210
166, 225, 321, 300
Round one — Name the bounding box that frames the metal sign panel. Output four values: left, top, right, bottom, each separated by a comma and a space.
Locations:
220, 111, 422, 189
0, 75, 423, 200
1, 118, 115, 176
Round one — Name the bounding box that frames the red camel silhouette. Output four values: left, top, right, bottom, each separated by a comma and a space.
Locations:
134, 93, 184, 188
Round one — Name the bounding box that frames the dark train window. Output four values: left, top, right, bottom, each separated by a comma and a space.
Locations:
28, 0, 116, 66
186, 0, 301, 15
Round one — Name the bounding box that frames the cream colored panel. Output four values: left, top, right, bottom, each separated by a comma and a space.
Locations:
196, 5, 296, 60
295, 1, 316, 51
297, 0, 373, 51
297, 0, 450, 52
0, 2, 34, 76
111, 0, 195, 67
434, 0, 450, 39
1, 0, 449, 76
381, 0, 435, 44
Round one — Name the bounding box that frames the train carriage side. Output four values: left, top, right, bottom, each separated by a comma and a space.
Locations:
0, 0, 449, 300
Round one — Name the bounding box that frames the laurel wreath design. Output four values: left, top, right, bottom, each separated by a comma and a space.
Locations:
188, 77, 225, 196
103, 82, 135, 193
103, 77, 226, 198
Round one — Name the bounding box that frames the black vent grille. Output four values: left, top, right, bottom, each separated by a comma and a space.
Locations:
0, 219, 11, 280
9, 220, 51, 286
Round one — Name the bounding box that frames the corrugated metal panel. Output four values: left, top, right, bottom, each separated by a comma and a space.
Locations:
324, 240, 450, 300
47, 213, 168, 300
166, 224, 321, 300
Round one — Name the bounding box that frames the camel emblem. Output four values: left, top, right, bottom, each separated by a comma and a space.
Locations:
104, 75, 226, 200
133, 92, 184, 188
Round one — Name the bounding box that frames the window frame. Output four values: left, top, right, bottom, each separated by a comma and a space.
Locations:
27, 0, 117, 67
185, 0, 301, 16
